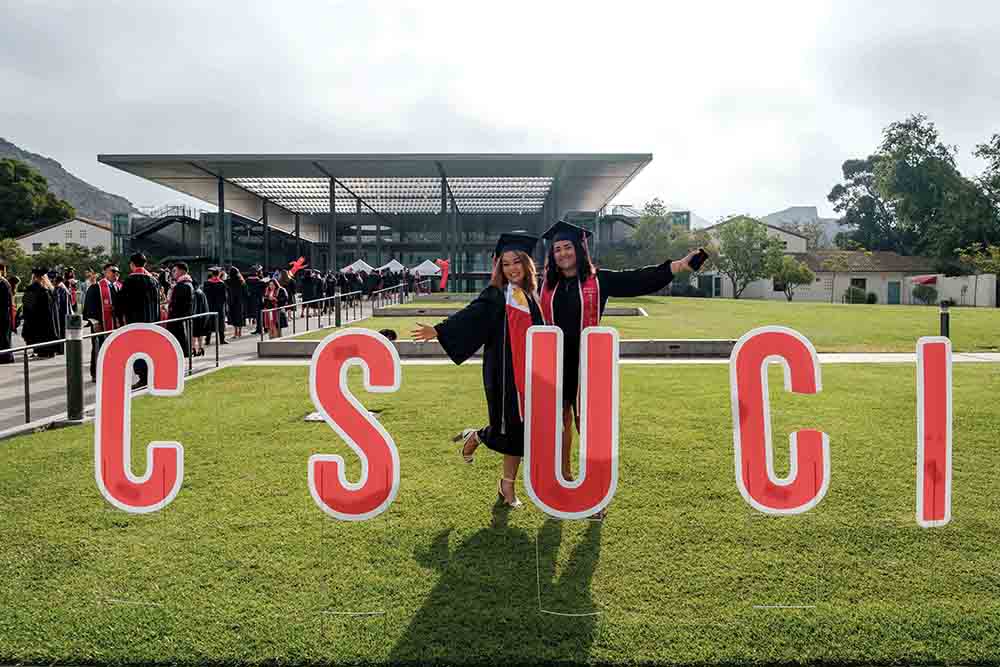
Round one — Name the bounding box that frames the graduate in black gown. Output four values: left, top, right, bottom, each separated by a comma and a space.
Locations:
116, 253, 161, 388
21, 268, 61, 358
412, 234, 543, 508
225, 267, 247, 338
0, 262, 14, 364
245, 267, 266, 334
539, 220, 703, 492
202, 267, 229, 344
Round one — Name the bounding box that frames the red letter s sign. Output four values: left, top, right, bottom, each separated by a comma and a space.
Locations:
308, 328, 401, 521
730, 326, 829, 514
94, 324, 185, 514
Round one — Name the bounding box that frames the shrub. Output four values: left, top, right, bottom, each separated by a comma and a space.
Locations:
866, 292, 878, 304
913, 284, 938, 305
843, 286, 867, 303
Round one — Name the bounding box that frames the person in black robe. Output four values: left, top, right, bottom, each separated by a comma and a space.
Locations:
411, 234, 543, 508
202, 267, 229, 345
226, 267, 247, 338
166, 262, 196, 358
116, 253, 161, 388
539, 219, 702, 487
192, 278, 210, 355
0, 263, 14, 364
83, 263, 122, 381
21, 268, 61, 359
52, 274, 72, 345
245, 267, 266, 334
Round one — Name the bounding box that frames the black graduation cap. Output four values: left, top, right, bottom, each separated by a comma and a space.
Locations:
493, 233, 539, 258
541, 219, 593, 244
32, 267, 49, 277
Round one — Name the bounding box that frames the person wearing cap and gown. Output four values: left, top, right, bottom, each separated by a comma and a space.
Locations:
83, 263, 122, 381
21, 267, 61, 358
0, 262, 14, 364
539, 219, 703, 505
203, 267, 229, 345
116, 253, 161, 388
412, 233, 544, 508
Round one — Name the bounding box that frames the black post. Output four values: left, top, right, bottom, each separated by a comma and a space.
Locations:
940, 302, 950, 338
355, 197, 362, 260
329, 178, 337, 271
65, 313, 84, 423
335, 294, 342, 328
263, 201, 270, 272
295, 214, 301, 258
23, 349, 31, 424
217, 176, 226, 267
186, 320, 193, 374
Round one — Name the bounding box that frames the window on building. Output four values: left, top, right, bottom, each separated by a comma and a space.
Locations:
850, 278, 867, 291
65, 229, 73, 240
773, 278, 786, 292
32, 242, 42, 252
79, 229, 88, 240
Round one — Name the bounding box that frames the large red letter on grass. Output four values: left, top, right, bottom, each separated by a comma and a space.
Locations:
524, 326, 619, 519
730, 326, 829, 514
94, 324, 185, 513
916, 336, 952, 528
308, 328, 401, 521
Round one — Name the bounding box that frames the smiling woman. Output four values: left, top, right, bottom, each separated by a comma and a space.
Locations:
412, 233, 543, 508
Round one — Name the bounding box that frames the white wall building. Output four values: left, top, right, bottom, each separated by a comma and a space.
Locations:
14, 217, 113, 254
694, 218, 994, 305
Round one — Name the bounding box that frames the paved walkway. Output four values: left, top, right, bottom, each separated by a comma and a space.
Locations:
0, 299, 373, 434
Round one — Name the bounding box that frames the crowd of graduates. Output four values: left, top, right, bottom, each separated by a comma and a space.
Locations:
0, 253, 425, 386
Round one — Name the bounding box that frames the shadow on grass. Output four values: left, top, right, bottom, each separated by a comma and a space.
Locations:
389, 503, 603, 664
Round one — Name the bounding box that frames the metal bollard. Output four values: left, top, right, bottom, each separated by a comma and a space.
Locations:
65, 313, 85, 422
335, 294, 342, 328
940, 302, 950, 338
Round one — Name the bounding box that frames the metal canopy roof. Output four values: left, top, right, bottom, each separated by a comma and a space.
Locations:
96, 153, 651, 237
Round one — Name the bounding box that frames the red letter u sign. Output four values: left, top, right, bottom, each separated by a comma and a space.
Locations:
524, 326, 619, 519
94, 324, 185, 513
308, 329, 401, 521
730, 326, 829, 514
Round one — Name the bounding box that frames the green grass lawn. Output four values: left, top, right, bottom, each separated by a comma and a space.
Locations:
3, 362, 1000, 664
298, 296, 1000, 352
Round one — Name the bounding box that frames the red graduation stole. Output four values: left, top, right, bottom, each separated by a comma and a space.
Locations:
505, 284, 534, 419
98, 278, 115, 331
539, 273, 601, 330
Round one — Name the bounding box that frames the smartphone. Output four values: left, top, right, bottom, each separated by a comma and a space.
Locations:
688, 248, 709, 272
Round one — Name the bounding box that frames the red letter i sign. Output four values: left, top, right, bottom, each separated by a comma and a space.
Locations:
916, 336, 952, 528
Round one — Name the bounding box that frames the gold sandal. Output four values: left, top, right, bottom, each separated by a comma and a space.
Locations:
497, 478, 523, 508
452, 428, 479, 464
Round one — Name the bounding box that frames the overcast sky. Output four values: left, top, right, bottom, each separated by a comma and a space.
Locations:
3, 0, 1000, 223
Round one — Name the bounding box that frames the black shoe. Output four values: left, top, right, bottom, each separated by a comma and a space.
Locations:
221, 340, 229, 345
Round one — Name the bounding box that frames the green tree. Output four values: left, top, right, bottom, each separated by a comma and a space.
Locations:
713, 216, 784, 299
0, 158, 76, 238
0, 238, 28, 287
768, 255, 815, 301
828, 156, 900, 252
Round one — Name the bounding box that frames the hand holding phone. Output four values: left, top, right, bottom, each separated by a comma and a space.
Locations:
688, 248, 709, 272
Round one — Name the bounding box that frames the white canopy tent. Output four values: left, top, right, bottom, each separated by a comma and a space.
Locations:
411, 259, 441, 276
340, 259, 376, 274
379, 259, 406, 273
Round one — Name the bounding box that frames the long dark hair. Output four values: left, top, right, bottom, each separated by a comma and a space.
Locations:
543, 238, 595, 289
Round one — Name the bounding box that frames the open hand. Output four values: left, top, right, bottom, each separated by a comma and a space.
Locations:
411, 322, 437, 342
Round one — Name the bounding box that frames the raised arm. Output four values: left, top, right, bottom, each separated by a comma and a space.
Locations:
598, 250, 700, 298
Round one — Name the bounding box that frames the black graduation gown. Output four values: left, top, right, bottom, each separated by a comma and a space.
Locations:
116, 272, 161, 324
202, 279, 228, 334
435, 286, 543, 457
167, 280, 196, 355
226, 279, 247, 326
550, 261, 675, 405
245, 277, 266, 323
21, 282, 60, 356
0, 277, 13, 363
193, 287, 211, 337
